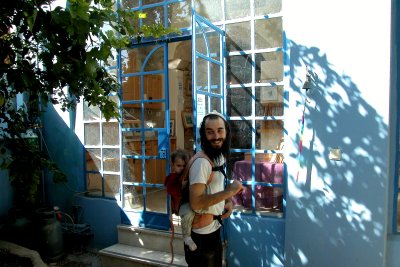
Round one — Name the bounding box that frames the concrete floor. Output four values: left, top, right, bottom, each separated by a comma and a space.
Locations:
0, 240, 101, 267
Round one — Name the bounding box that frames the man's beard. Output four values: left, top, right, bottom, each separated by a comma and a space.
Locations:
202, 138, 229, 162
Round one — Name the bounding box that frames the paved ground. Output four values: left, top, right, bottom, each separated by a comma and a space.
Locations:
0, 240, 101, 267
48, 249, 101, 267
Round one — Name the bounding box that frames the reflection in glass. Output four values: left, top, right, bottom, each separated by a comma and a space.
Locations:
86, 149, 101, 171
84, 123, 100, 146
227, 87, 252, 117
255, 52, 283, 83
143, 6, 164, 25
230, 120, 252, 149
124, 185, 144, 211
255, 18, 283, 50
169, 2, 191, 29
226, 22, 251, 52
103, 148, 120, 172
227, 54, 252, 85
104, 174, 120, 198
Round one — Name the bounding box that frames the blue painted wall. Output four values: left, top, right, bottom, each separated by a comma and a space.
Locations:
226, 216, 285, 267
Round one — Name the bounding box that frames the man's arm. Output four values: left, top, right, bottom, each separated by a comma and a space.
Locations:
189, 180, 242, 211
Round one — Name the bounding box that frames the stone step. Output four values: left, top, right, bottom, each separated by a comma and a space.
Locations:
117, 225, 185, 255
99, 243, 187, 267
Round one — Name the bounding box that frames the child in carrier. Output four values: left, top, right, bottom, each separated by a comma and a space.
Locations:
164, 149, 197, 251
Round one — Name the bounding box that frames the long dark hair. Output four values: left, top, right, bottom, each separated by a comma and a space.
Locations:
199, 114, 231, 162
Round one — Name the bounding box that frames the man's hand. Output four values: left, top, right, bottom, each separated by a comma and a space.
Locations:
226, 179, 243, 195
221, 201, 233, 219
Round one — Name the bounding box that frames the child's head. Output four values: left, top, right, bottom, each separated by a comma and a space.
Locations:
171, 149, 189, 175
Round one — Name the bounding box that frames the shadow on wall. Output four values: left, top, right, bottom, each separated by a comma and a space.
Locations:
285, 40, 388, 266
41, 104, 122, 249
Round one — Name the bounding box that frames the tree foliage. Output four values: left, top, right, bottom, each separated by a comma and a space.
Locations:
0, 0, 178, 208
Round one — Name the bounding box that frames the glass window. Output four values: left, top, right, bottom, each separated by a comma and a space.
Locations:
120, 0, 139, 9
194, 0, 222, 23
168, 1, 191, 29
255, 0, 282, 16
255, 18, 283, 49
227, 54, 252, 85
226, 22, 251, 52
225, 0, 250, 20
227, 87, 252, 117
255, 51, 284, 83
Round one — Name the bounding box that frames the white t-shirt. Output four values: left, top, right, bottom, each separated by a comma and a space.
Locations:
189, 155, 225, 234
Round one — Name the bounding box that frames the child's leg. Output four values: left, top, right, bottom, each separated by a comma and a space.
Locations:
179, 204, 197, 251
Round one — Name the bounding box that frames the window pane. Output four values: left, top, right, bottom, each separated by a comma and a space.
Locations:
226, 0, 250, 20
143, 0, 162, 5
210, 96, 222, 112
123, 158, 143, 183
194, 0, 222, 22
230, 120, 252, 149
255, 187, 283, 213
121, 50, 140, 74
103, 148, 120, 172
143, 6, 164, 24
255, 86, 284, 116
121, 76, 140, 102
124, 185, 143, 211
103, 122, 119, 146
256, 120, 284, 150
196, 57, 208, 91
210, 62, 221, 94
86, 149, 101, 171
104, 174, 120, 198
86, 173, 102, 196
226, 22, 251, 52
255, 0, 282, 16
83, 102, 100, 121
227, 54, 252, 85
168, 2, 191, 29
146, 188, 167, 213
84, 123, 100, 146
227, 87, 252, 117
255, 18, 283, 50
255, 51, 284, 83
120, 0, 139, 9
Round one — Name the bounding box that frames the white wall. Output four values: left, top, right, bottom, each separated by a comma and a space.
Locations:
283, 0, 392, 266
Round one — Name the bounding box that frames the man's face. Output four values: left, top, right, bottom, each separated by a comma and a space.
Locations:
204, 117, 226, 149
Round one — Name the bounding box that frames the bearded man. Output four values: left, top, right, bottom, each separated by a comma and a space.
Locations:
184, 111, 243, 267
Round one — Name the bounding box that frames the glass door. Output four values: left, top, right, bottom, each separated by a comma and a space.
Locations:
192, 10, 226, 147
120, 43, 172, 230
